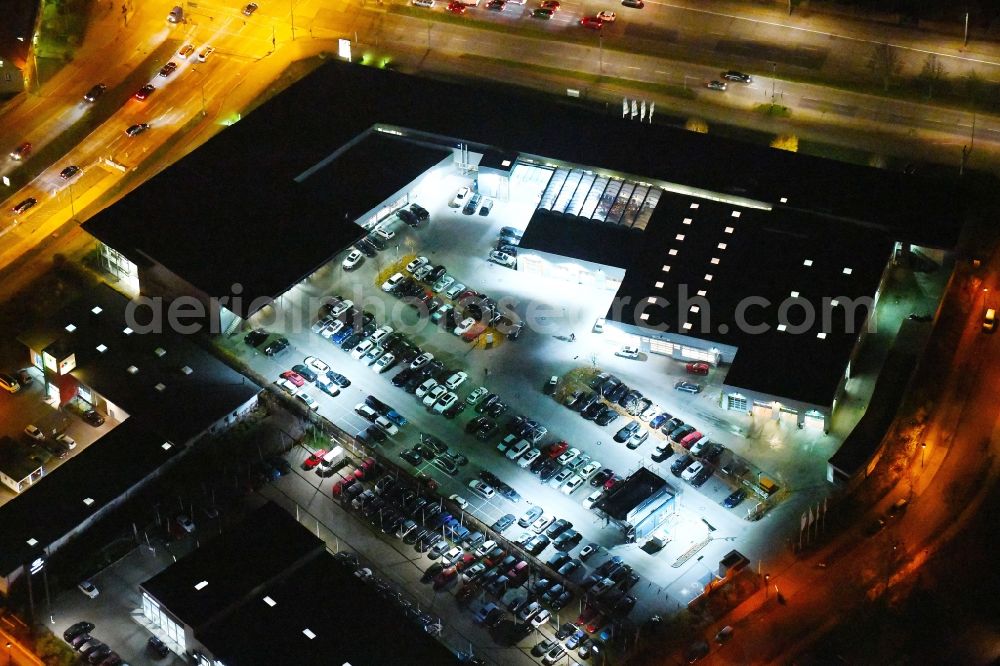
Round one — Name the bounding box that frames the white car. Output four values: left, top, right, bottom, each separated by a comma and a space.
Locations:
197, 45, 215, 62
275, 378, 297, 394
415, 378, 438, 398
294, 390, 319, 411
78, 581, 99, 599
433, 391, 458, 413
488, 250, 515, 268
423, 384, 447, 407
342, 249, 364, 270
453, 317, 476, 336
690, 436, 711, 456
443, 371, 468, 390
579, 461, 601, 479
548, 469, 573, 489
506, 440, 530, 460
328, 299, 352, 318
351, 339, 374, 360
314, 374, 340, 396
466, 386, 489, 405
381, 272, 405, 292
560, 475, 584, 495
375, 416, 398, 435
24, 424, 44, 441
468, 479, 495, 499
530, 608, 551, 628
304, 356, 329, 373
369, 325, 393, 345
56, 433, 77, 450
411, 352, 434, 369
531, 514, 554, 534
518, 447, 541, 468
373, 353, 395, 373
450, 494, 469, 510
556, 447, 580, 466
463, 562, 486, 582
615, 345, 640, 359
320, 319, 345, 339
373, 227, 395, 242
406, 256, 429, 273
450, 186, 471, 208
445, 282, 466, 299
475, 540, 497, 558
681, 461, 705, 481
432, 274, 455, 293
582, 489, 604, 509
597, 10, 616, 21
413, 264, 434, 281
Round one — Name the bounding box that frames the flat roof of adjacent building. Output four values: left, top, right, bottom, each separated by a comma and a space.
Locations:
82, 59, 961, 322
0, 418, 181, 574
17, 284, 261, 445
0, 436, 43, 483
597, 467, 669, 521
141, 502, 325, 632
199, 551, 458, 665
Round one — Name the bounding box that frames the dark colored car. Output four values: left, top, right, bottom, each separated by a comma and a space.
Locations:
671, 454, 694, 477
147, 636, 169, 658
125, 122, 150, 137
83, 409, 105, 427
590, 468, 613, 487
84, 83, 107, 102
63, 622, 95, 643
134, 83, 155, 100
12, 197, 38, 214
354, 240, 377, 257
723, 489, 747, 508
244, 328, 268, 347
492, 513, 516, 532
327, 371, 351, 387
59, 165, 81, 180
263, 337, 289, 356
158, 61, 178, 77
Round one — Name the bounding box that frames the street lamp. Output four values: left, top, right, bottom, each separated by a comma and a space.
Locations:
6, 641, 12, 666
763, 573, 770, 601
921, 442, 927, 469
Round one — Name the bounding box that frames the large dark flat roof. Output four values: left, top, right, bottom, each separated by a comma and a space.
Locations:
597, 467, 668, 521
609, 193, 892, 406
141, 502, 324, 632
0, 418, 180, 574
200, 552, 458, 665
18, 284, 261, 445
84, 59, 961, 323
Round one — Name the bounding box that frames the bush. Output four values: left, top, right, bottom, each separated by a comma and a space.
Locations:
685, 118, 709, 133
35, 630, 77, 666
771, 134, 799, 152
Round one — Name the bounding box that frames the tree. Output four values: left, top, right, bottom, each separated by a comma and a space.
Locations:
770, 134, 799, 152
918, 54, 946, 100
964, 69, 985, 108
868, 43, 899, 92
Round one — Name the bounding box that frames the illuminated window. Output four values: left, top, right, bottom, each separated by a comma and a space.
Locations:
123, 327, 134, 335
662, 265, 671, 272
162, 442, 173, 450
501, 159, 511, 167
83, 498, 94, 506
127, 365, 138, 374
263, 596, 277, 607
682, 322, 693, 330
646, 297, 656, 304
690, 305, 700, 313
780, 197, 788, 203
26, 538, 37, 546
303, 629, 316, 640
697, 290, 707, 297
640, 313, 650, 321
65, 324, 77, 333
830, 299, 840, 307
155, 383, 166, 392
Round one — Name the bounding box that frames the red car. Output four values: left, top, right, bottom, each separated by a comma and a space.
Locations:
9, 142, 31, 160
461, 322, 487, 342
603, 474, 622, 491
548, 441, 569, 459
331, 477, 356, 496
280, 370, 305, 387
686, 362, 710, 375
585, 613, 606, 634
134, 84, 155, 101
447, 1, 466, 12
580, 16, 603, 28
302, 449, 328, 469
575, 604, 598, 626
433, 566, 458, 589
455, 553, 477, 570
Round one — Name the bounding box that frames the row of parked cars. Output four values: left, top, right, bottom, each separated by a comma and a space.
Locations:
61, 621, 139, 665
342, 204, 429, 270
